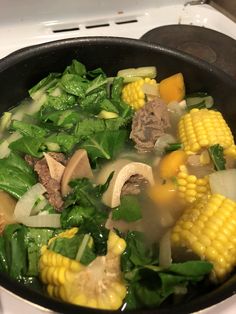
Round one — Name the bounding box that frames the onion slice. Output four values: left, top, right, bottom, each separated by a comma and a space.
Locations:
209, 169, 236, 201
14, 183, 46, 219
17, 214, 61, 228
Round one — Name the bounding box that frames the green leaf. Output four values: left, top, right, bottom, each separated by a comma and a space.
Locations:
29, 73, 60, 100
45, 132, 76, 153
167, 261, 213, 277
78, 217, 109, 256
26, 228, 55, 276
60, 206, 95, 229
4, 224, 28, 280
9, 136, 44, 158
80, 129, 128, 163
111, 76, 124, 101
60, 74, 88, 97
208, 144, 226, 171
63, 59, 86, 76
112, 195, 142, 222
46, 92, 77, 110
85, 75, 108, 95
0, 153, 37, 198
121, 231, 158, 273
100, 98, 119, 113
10, 120, 48, 138
79, 89, 107, 114
48, 234, 96, 265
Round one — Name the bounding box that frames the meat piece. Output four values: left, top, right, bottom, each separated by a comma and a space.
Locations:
121, 174, 148, 196
130, 98, 170, 152
25, 153, 67, 211
34, 158, 64, 211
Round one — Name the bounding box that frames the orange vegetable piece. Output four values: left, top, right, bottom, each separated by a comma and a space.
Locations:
159, 150, 187, 179
148, 181, 177, 207
159, 73, 185, 104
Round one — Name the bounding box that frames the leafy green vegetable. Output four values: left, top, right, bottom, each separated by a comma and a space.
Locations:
112, 195, 142, 222
1, 224, 58, 280
9, 136, 44, 158
121, 230, 212, 309
26, 228, 55, 276
60, 206, 95, 229
60, 74, 88, 97
100, 98, 119, 113
208, 144, 226, 171
4, 224, 28, 280
45, 132, 76, 152
10, 120, 48, 138
111, 76, 124, 101
78, 217, 109, 256
0, 152, 36, 198
63, 59, 87, 76
185, 92, 214, 111
48, 234, 96, 265
46, 92, 77, 110
80, 89, 107, 114
29, 73, 60, 100
80, 129, 128, 163
121, 231, 158, 274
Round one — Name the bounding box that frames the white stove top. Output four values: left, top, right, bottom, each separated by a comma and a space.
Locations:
0, 0, 236, 313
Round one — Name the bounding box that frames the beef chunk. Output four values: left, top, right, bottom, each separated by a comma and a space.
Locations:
25, 152, 67, 211
130, 98, 170, 152
121, 174, 148, 196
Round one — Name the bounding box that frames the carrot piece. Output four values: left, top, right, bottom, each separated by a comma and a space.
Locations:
159, 73, 185, 104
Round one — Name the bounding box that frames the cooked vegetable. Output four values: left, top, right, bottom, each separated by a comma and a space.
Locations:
112, 195, 142, 222
159, 73, 185, 104
148, 180, 177, 207
122, 78, 158, 110
14, 183, 46, 219
185, 92, 214, 110
17, 214, 61, 228
209, 169, 236, 201
179, 108, 236, 155
158, 150, 187, 179
39, 230, 127, 310
117, 66, 157, 83
176, 170, 210, 204
208, 144, 226, 171
172, 194, 236, 281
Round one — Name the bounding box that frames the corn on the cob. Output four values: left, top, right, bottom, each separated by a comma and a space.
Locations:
176, 170, 210, 204
122, 78, 158, 110
171, 194, 236, 281
178, 108, 236, 156
39, 230, 127, 310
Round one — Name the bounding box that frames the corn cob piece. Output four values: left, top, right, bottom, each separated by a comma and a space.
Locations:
176, 170, 210, 204
171, 194, 236, 281
178, 108, 236, 156
122, 78, 158, 110
39, 230, 127, 310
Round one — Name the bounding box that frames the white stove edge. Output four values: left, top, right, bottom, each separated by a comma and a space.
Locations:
0, 3, 235, 59
0, 1, 236, 313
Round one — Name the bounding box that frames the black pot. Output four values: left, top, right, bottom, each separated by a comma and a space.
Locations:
0, 37, 236, 314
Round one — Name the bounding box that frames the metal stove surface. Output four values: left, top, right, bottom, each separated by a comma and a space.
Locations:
0, 0, 236, 313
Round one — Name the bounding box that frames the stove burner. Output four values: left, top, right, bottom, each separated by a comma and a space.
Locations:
141, 25, 236, 79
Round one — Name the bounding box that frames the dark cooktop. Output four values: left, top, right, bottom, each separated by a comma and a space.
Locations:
141, 24, 236, 79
